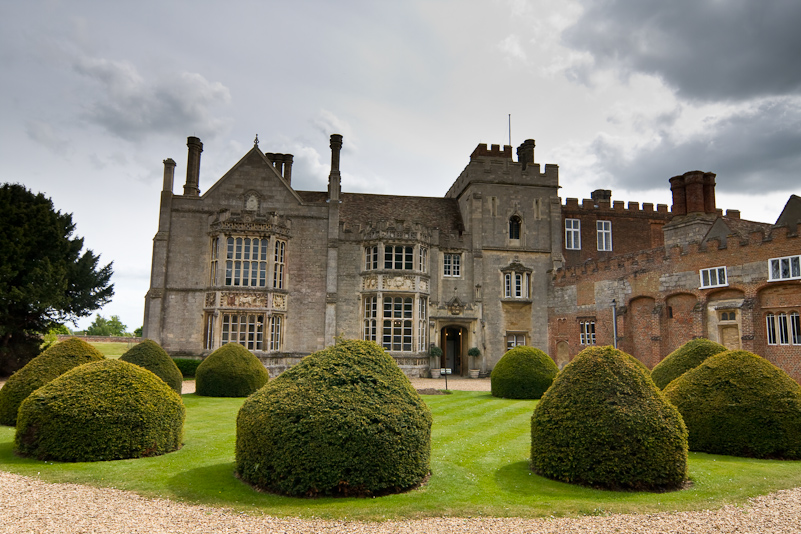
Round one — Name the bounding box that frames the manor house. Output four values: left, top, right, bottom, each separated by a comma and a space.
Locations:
143, 135, 801, 380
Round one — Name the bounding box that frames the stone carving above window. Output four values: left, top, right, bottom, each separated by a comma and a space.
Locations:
362, 275, 378, 291
272, 293, 287, 310
220, 292, 268, 308
383, 275, 415, 291
245, 194, 259, 211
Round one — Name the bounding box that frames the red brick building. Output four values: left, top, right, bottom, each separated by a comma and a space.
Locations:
549, 172, 801, 381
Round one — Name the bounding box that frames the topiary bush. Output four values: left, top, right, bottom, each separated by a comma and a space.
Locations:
0, 338, 105, 426
663, 350, 801, 459
120, 339, 183, 394
651, 338, 728, 389
236, 339, 432, 497
531, 345, 688, 491
15, 359, 185, 462
172, 357, 202, 378
195, 343, 269, 397
491, 346, 558, 399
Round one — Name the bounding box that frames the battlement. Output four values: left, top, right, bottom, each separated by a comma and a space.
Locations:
562, 197, 670, 215
341, 219, 467, 247
553, 222, 801, 285
470, 143, 513, 160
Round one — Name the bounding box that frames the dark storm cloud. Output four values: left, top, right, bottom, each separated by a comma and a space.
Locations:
592, 98, 801, 194
73, 56, 231, 141
563, 0, 801, 102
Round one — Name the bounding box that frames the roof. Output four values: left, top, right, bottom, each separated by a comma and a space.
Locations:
296, 191, 465, 233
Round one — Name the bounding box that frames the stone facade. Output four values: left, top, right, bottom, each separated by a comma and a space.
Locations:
144, 135, 562, 377
144, 135, 801, 381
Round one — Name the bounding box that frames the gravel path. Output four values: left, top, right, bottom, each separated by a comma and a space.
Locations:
5, 377, 800, 532
3, 470, 801, 533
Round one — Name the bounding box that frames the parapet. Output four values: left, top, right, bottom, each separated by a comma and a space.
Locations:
470, 143, 513, 161
562, 197, 671, 217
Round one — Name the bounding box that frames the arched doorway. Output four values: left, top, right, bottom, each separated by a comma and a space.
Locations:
440, 326, 466, 376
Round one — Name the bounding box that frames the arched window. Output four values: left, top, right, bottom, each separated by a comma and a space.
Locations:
509, 216, 521, 239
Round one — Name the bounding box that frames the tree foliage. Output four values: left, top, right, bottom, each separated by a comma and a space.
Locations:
86, 314, 128, 336
0, 183, 113, 375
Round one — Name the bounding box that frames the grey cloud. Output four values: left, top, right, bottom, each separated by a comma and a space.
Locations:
591, 98, 801, 194
26, 120, 71, 155
73, 56, 232, 141
563, 0, 801, 102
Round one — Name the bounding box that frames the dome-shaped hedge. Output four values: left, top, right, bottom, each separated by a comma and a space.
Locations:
236, 339, 432, 497
663, 350, 801, 459
195, 343, 269, 397
120, 339, 183, 394
651, 338, 727, 389
0, 338, 105, 426
15, 359, 185, 462
491, 346, 558, 399
531, 345, 688, 490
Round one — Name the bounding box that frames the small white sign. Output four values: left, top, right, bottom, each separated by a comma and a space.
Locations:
440, 368, 452, 375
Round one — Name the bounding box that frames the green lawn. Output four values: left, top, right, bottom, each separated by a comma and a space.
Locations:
1, 390, 801, 520
86, 341, 137, 358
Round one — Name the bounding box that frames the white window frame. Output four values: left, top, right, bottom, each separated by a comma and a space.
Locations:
503, 272, 530, 299
269, 315, 282, 351
443, 253, 461, 277
506, 333, 526, 349
768, 255, 801, 281
792, 312, 801, 345
580, 320, 596, 345
419, 246, 428, 273
382, 296, 414, 352
565, 219, 580, 250
363, 296, 378, 342
417, 298, 428, 351
596, 220, 612, 251
700, 266, 728, 289
384, 245, 414, 270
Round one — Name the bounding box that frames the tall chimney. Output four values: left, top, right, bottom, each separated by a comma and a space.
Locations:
162, 158, 176, 193
703, 172, 717, 214
283, 154, 293, 185
669, 175, 687, 215
328, 134, 343, 202
684, 171, 706, 213
516, 139, 536, 171
184, 136, 203, 196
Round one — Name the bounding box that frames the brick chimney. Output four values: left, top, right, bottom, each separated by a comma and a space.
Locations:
184, 136, 203, 196
670, 171, 716, 215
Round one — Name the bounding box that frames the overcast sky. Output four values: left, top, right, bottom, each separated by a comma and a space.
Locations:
2, 0, 799, 332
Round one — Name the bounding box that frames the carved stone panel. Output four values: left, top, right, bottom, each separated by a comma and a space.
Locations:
272, 293, 287, 310
205, 292, 216, 307
362, 275, 378, 291
220, 292, 268, 308
382, 275, 415, 291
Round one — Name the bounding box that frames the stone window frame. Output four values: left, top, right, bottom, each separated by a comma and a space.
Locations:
382, 295, 414, 352
565, 218, 580, 250
443, 252, 462, 277
269, 314, 283, 351
596, 220, 612, 251
699, 266, 728, 289
221, 312, 265, 351
273, 240, 286, 289
506, 332, 526, 349
384, 244, 415, 270
509, 215, 522, 240
364, 245, 379, 271
768, 254, 801, 281
223, 236, 270, 288
363, 295, 378, 342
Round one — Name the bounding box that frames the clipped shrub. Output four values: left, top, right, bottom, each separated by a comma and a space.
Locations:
531, 345, 688, 491
15, 359, 185, 462
195, 343, 269, 397
651, 338, 728, 389
120, 339, 183, 393
173, 357, 202, 378
0, 338, 105, 426
236, 339, 432, 497
491, 346, 558, 399
663, 350, 801, 459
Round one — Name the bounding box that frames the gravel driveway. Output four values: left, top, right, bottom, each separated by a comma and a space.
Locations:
4, 377, 801, 532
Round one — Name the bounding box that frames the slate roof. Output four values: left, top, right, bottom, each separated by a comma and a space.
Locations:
296, 191, 465, 234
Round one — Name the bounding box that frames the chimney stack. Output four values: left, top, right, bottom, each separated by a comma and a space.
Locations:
670, 171, 717, 215
184, 136, 203, 196
283, 154, 293, 185
162, 158, 176, 193
516, 139, 536, 171
328, 134, 343, 202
